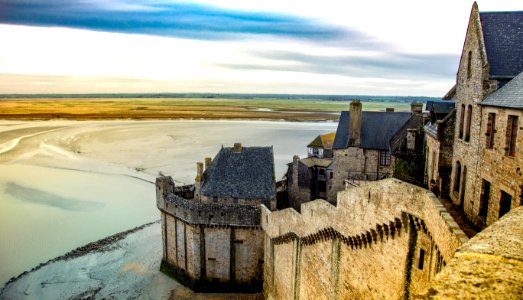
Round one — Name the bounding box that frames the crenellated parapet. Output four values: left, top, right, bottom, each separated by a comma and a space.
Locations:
262, 178, 469, 299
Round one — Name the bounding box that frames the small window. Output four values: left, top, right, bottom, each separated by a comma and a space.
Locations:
499, 191, 512, 218
330, 172, 333, 179
506, 115, 518, 157
418, 248, 425, 270
465, 105, 472, 142
213, 196, 218, 203
467, 51, 472, 79
479, 180, 490, 218
459, 104, 465, 139
454, 161, 461, 193
485, 113, 496, 149
379, 150, 390, 166
233, 197, 238, 204
319, 168, 325, 175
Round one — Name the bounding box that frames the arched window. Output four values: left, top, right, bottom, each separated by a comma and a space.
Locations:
459, 104, 465, 139
454, 161, 461, 192
467, 51, 472, 79
465, 105, 472, 142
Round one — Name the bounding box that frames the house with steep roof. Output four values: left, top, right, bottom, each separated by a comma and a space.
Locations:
327, 100, 421, 202
307, 132, 335, 158
448, 2, 523, 228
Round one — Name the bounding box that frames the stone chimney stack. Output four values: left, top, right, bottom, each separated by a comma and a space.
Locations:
292, 155, 300, 190
411, 101, 423, 114
204, 157, 212, 170
194, 161, 204, 200
386, 108, 395, 112
349, 100, 362, 147
233, 142, 243, 153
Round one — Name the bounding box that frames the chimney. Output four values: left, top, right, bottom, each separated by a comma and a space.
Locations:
411, 101, 423, 114
195, 162, 203, 182
233, 142, 243, 153
292, 155, 300, 187
204, 157, 212, 170
349, 100, 362, 147
386, 108, 395, 112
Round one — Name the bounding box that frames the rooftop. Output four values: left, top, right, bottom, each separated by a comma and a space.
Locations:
200, 145, 276, 200
480, 11, 523, 79
333, 111, 412, 150
307, 132, 336, 149
481, 72, 523, 109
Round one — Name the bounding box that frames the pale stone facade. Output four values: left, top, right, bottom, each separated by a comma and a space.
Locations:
449, 3, 523, 228
262, 179, 467, 299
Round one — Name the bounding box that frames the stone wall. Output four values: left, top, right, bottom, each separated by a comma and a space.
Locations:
471, 106, 523, 227
262, 179, 467, 299
415, 206, 523, 299
328, 148, 391, 202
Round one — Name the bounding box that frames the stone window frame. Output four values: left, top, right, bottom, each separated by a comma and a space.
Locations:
459, 104, 465, 139
379, 150, 391, 166
505, 115, 518, 157
464, 104, 473, 142
467, 51, 472, 80
479, 179, 491, 218
485, 112, 496, 149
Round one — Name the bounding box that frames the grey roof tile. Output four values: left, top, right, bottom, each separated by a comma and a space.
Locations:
200, 146, 276, 200
481, 72, 523, 109
480, 11, 523, 78
333, 111, 412, 150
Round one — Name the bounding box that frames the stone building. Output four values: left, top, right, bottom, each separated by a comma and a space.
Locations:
390, 110, 425, 185
156, 143, 276, 292
327, 100, 416, 201
448, 2, 523, 229
424, 100, 456, 198
286, 133, 335, 211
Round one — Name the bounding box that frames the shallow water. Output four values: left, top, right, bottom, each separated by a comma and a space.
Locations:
0, 119, 337, 285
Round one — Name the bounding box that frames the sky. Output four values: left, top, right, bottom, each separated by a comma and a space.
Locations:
0, 0, 522, 96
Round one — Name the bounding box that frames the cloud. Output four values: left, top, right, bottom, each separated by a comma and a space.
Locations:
218, 50, 459, 80
0, 0, 362, 42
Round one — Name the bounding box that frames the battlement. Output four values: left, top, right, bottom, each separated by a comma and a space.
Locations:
262, 178, 468, 299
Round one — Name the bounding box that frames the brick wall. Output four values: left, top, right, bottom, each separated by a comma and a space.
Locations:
262, 179, 467, 299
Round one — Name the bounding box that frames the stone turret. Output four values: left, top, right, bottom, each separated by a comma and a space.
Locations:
349, 100, 362, 147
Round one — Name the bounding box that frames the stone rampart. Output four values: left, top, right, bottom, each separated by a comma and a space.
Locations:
262, 178, 468, 299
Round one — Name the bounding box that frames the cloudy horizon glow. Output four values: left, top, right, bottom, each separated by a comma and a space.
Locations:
0, 0, 522, 96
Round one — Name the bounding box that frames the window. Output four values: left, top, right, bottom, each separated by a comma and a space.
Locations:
459, 104, 465, 139
485, 113, 496, 148
418, 248, 425, 270
499, 191, 512, 218
479, 179, 490, 218
454, 161, 461, 193
330, 172, 333, 179
379, 150, 390, 166
319, 168, 325, 175
506, 115, 518, 157
465, 105, 472, 142
467, 51, 472, 79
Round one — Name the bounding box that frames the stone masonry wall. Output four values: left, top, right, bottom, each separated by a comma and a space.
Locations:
157, 176, 264, 292
473, 106, 523, 227
450, 3, 497, 225
262, 179, 468, 299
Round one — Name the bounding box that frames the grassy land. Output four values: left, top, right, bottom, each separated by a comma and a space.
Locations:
0, 98, 414, 121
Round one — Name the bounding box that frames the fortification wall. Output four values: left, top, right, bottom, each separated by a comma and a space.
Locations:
156, 176, 263, 292
262, 178, 468, 299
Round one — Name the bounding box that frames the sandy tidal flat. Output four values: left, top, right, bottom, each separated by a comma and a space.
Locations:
0, 119, 337, 287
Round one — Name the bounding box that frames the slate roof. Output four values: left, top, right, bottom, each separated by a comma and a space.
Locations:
200, 146, 276, 200
481, 72, 523, 109
480, 11, 523, 78
390, 114, 424, 155
426, 100, 455, 114
333, 111, 412, 150
307, 132, 336, 149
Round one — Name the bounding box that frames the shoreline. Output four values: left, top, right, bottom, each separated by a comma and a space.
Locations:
0, 220, 160, 291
